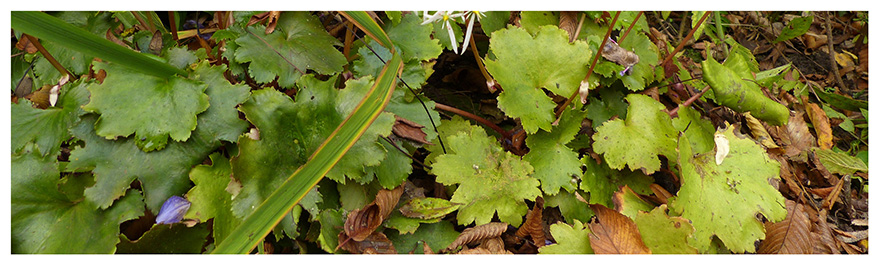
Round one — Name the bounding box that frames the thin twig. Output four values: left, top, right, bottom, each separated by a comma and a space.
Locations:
555, 11, 621, 119
825, 11, 849, 91
382, 136, 430, 170
617, 11, 643, 43
667, 85, 709, 117
434, 103, 511, 139
571, 13, 586, 41
659, 11, 712, 68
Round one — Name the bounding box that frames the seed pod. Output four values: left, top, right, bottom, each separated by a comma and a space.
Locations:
155, 195, 191, 224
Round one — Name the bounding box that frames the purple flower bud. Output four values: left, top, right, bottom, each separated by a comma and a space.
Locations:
155, 195, 191, 224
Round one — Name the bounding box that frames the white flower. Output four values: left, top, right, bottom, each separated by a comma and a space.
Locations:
421, 11, 484, 55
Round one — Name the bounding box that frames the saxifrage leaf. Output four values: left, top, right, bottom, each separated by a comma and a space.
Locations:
116, 223, 209, 254
12, 144, 144, 254
580, 156, 654, 208
431, 121, 541, 227
82, 61, 209, 152
484, 25, 593, 133
538, 220, 594, 254
386, 221, 460, 254
183, 152, 241, 245
69, 62, 250, 212
670, 125, 787, 253
634, 205, 698, 254
524, 104, 587, 195
12, 80, 89, 157
592, 93, 678, 174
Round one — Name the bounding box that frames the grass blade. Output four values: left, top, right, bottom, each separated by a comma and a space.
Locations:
211, 52, 404, 254
11, 11, 185, 78
339, 11, 394, 53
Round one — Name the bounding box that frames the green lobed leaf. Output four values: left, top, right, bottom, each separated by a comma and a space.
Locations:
618, 31, 660, 91
83, 61, 209, 152
384, 211, 442, 235
12, 144, 144, 254
702, 54, 789, 125
634, 205, 698, 254
183, 153, 241, 246
592, 94, 678, 174
544, 189, 594, 224
399, 197, 461, 219
485, 25, 593, 133
424, 115, 473, 166
431, 122, 541, 227
672, 105, 716, 154
116, 223, 209, 254
12, 80, 89, 157
774, 16, 813, 43
317, 209, 345, 253
670, 125, 787, 253
614, 185, 655, 219
524, 103, 587, 195
387, 13, 443, 62
580, 155, 654, 208
366, 139, 413, 189
813, 148, 869, 175
480, 11, 510, 38
520, 11, 559, 35
69, 62, 250, 212
233, 12, 346, 87
352, 40, 436, 90
387, 220, 460, 254
538, 219, 594, 254
585, 85, 628, 128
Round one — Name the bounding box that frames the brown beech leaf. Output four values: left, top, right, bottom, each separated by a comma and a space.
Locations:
805, 103, 833, 150
744, 112, 779, 148
587, 204, 651, 254
515, 197, 545, 247
344, 186, 404, 241
559, 11, 580, 42
247, 11, 270, 26
445, 222, 508, 251
338, 231, 396, 254
783, 111, 816, 159
392, 115, 432, 146
806, 207, 841, 254
15, 34, 38, 53
482, 237, 508, 253
264, 11, 282, 35
757, 200, 813, 254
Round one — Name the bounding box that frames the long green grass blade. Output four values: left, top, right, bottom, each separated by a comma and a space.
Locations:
11, 11, 185, 78
339, 11, 395, 53
211, 52, 403, 254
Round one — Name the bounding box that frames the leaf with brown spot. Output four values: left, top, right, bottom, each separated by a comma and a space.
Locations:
391, 115, 432, 146
805, 103, 833, 150
338, 231, 396, 254
587, 204, 651, 254
515, 197, 545, 247
757, 200, 813, 254
445, 222, 508, 251
344, 186, 403, 241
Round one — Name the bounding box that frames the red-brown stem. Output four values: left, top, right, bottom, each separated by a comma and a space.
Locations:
169, 11, 179, 41
25, 34, 73, 78
435, 102, 510, 139
658, 11, 712, 68
617, 11, 643, 43
555, 11, 621, 118
469, 25, 496, 91
667, 85, 709, 117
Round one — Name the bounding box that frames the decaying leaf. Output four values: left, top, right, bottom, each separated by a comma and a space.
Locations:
601, 38, 640, 76
399, 197, 461, 220
559, 11, 579, 42
338, 231, 396, 254
391, 115, 432, 146
744, 112, 779, 148
633, 205, 698, 254
344, 186, 404, 241
445, 222, 508, 251
515, 197, 546, 247
812, 148, 868, 176
781, 111, 815, 159
805, 103, 833, 150
587, 204, 651, 254
714, 130, 730, 165
757, 200, 813, 254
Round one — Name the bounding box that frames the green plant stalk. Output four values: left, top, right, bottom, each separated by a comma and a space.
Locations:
339, 11, 395, 53
715, 11, 729, 58
11, 11, 185, 78
211, 52, 403, 254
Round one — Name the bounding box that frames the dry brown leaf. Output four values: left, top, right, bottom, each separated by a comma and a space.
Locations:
482, 237, 507, 253
263, 11, 282, 34
805, 103, 833, 150
821, 175, 847, 210
247, 11, 270, 27
559, 11, 579, 42
588, 204, 651, 254
391, 115, 432, 146
744, 112, 780, 148
758, 200, 814, 254
423, 242, 435, 254
515, 197, 545, 247
649, 184, 673, 205
602, 38, 640, 72
456, 248, 492, 254
24, 85, 52, 109
783, 111, 816, 159
148, 30, 163, 55
344, 186, 404, 241
806, 207, 841, 254
338, 231, 396, 254
15, 35, 37, 53
445, 222, 508, 251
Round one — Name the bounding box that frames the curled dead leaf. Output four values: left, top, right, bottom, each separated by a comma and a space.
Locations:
515, 198, 545, 247
587, 204, 651, 254
559, 11, 580, 42
780, 111, 816, 160
445, 222, 508, 252
344, 186, 404, 241
744, 112, 780, 148
601, 38, 639, 76
338, 231, 396, 254
805, 103, 833, 150
391, 115, 432, 146
757, 200, 813, 254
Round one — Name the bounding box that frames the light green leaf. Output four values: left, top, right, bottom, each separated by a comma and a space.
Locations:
12, 80, 89, 157
702, 54, 789, 125
388, 13, 443, 62
538, 220, 593, 254
524, 104, 587, 195
634, 205, 698, 254
431, 122, 541, 227
69, 62, 250, 212
183, 153, 241, 246
83, 61, 209, 152
691, 11, 708, 40
592, 94, 678, 174
618, 31, 660, 91
544, 189, 594, 224
116, 223, 209, 253
424, 115, 473, 166
352, 40, 435, 90
580, 155, 654, 208
384, 211, 441, 235
670, 125, 787, 253
387, 220, 460, 254
317, 209, 344, 253
813, 148, 869, 175
485, 25, 593, 133
12, 144, 144, 254
520, 11, 559, 35
233, 12, 346, 87
672, 105, 716, 154
399, 197, 461, 220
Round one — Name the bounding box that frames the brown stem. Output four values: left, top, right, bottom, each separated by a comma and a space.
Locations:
382, 137, 430, 170
555, 11, 621, 118
169, 11, 179, 41
667, 85, 709, 117
825, 11, 849, 91
659, 11, 712, 68
434, 102, 510, 139
572, 13, 586, 41
617, 11, 643, 43
24, 34, 73, 79
469, 27, 496, 92
131, 12, 153, 33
